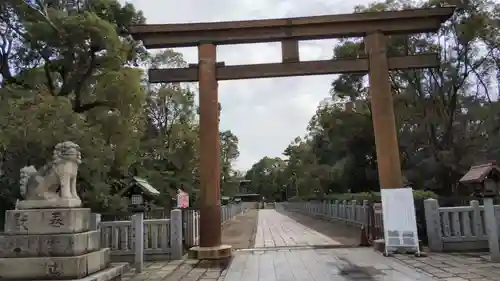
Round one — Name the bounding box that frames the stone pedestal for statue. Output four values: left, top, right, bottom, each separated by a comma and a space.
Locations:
0, 207, 128, 281
0, 141, 128, 280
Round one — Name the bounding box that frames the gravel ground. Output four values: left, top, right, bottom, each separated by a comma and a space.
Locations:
221, 209, 259, 249
276, 208, 362, 246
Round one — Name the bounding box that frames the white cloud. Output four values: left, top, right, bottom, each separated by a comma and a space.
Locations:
126, 0, 373, 170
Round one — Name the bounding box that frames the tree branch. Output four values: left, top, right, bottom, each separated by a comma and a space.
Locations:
72, 52, 96, 109
73, 100, 111, 113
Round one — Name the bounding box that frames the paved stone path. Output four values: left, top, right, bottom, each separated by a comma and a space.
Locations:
125, 210, 493, 281
122, 248, 441, 281
222, 248, 438, 281
393, 252, 500, 281
254, 209, 342, 248
122, 259, 229, 281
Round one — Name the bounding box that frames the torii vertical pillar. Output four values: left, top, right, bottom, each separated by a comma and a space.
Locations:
188, 43, 232, 260
365, 31, 420, 254
365, 31, 404, 189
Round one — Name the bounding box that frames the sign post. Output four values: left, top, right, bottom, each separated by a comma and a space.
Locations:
177, 190, 189, 208
381, 187, 421, 256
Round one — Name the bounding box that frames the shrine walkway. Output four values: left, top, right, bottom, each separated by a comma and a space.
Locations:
253, 209, 343, 248
122, 209, 445, 281
220, 209, 437, 281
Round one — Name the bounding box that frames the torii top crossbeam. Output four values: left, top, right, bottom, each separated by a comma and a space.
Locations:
129, 7, 455, 48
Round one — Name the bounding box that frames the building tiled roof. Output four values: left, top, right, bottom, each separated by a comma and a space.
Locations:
459, 162, 500, 184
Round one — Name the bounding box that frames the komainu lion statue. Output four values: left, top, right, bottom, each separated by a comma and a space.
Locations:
17, 141, 82, 209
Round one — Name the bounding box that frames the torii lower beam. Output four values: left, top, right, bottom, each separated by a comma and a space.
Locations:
148, 54, 438, 83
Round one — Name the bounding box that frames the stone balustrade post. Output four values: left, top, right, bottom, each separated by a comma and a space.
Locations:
170, 209, 183, 260
90, 213, 101, 230
424, 199, 443, 252
351, 200, 357, 221
132, 213, 144, 272
362, 200, 369, 225
483, 198, 500, 261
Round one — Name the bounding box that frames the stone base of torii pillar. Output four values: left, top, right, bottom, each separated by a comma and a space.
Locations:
188, 244, 232, 260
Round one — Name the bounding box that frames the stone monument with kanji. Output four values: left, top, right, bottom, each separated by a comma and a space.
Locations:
0, 141, 127, 280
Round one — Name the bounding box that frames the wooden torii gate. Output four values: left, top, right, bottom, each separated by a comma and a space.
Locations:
129, 6, 455, 259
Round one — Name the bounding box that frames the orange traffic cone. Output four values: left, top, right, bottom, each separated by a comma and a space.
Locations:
359, 226, 370, 246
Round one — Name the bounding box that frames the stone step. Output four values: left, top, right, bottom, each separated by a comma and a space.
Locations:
4, 208, 91, 235
0, 230, 100, 258
0, 248, 110, 280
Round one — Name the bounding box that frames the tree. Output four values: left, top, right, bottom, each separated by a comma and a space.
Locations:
0, 1, 241, 220
245, 157, 287, 201
246, 0, 500, 197
1, 0, 146, 112
220, 130, 240, 194
136, 50, 199, 206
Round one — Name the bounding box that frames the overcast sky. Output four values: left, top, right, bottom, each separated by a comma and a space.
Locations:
126, 0, 373, 171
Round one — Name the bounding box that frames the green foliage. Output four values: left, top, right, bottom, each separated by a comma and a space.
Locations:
244, 157, 288, 201
245, 0, 500, 199
0, 0, 241, 217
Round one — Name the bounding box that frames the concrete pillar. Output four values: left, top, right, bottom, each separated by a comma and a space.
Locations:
423, 199, 443, 252
198, 43, 222, 248
170, 209, 183, 259
483, 198, 500, 261
364, 31, 403, 190
90, 213, 101, 230
470, 200, 482, 237
362, 200, 369, 225
351, 200, 357, 221
132, 213, 144, 273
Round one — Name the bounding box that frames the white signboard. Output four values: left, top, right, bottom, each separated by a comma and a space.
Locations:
373, 203, 382, 214
381, 187, 420, 256
177, 191, 189, 208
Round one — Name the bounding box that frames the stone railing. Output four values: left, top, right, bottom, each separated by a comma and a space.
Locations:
93, 204, 247, 260
100, 219, 171, 255
182, 209, 199, 247
93, 209, 183, 261
221, 203, 246, 223
183, 203, 246, 247
424, 198, 500, 252
282, 200, 369, 227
